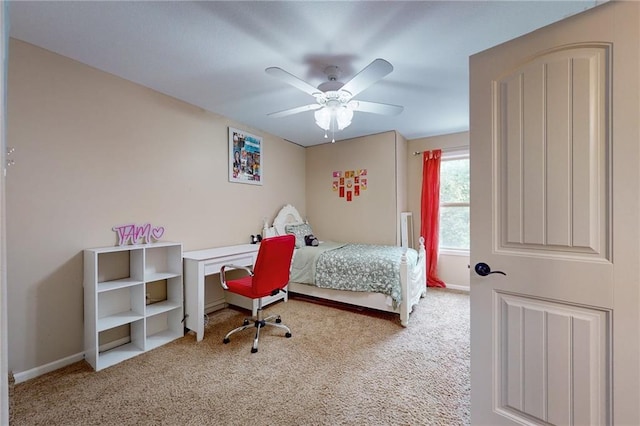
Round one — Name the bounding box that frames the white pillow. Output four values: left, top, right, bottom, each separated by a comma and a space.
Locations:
285, 223, 314, 248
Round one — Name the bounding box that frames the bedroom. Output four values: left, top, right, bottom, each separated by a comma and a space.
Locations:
6, 1, 640, 424
0, 0, 518, 383
5, 36, 471, 379
4, 38, 473, 422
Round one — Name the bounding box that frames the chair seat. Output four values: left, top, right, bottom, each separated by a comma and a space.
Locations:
226, 276, 275, 299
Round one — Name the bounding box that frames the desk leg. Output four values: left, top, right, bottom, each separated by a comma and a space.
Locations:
184, 260, 205, 342
196, 264, 205, 341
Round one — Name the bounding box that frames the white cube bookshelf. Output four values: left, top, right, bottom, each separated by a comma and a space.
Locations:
84, 242, 183, 371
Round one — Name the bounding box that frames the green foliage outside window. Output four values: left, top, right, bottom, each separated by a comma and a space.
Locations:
439, 157, 470, 250
440, 206, 470, 250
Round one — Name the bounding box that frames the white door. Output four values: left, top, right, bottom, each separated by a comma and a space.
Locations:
470, 2, 640, 425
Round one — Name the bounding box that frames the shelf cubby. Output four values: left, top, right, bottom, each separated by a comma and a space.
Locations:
96, 320, 145, 370
145, 309, 183, 351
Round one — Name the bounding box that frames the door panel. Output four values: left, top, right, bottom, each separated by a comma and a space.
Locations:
496, 292, 610, 425
493, 41, 613, 310
470, 2, 640, 425
498, 45, 609, 258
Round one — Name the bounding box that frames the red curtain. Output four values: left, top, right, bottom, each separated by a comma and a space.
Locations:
420, 150, 446, 288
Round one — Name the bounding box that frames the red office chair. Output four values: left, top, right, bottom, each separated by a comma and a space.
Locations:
219, 234, 295, 353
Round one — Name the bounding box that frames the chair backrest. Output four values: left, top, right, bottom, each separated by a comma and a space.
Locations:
251, 234, 295, 295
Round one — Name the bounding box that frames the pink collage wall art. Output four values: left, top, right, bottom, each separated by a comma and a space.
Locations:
332, 169, 367, 202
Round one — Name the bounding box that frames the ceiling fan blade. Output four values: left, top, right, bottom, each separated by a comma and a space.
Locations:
350, 100, 404, 116
268, 103, 322, 118
265, 67, 321, 97
340, 58, 394, 98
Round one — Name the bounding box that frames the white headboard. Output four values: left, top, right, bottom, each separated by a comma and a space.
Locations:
264, 204, 304, 237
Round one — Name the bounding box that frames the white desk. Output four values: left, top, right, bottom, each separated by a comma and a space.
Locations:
183, 244, 286, 342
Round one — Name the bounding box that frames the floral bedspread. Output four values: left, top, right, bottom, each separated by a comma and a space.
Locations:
290, 241, 419, 305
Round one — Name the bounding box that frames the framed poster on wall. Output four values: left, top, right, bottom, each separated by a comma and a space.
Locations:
229, 127, 262, 185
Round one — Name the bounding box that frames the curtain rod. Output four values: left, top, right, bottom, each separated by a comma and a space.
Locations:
413, 145, 469, 156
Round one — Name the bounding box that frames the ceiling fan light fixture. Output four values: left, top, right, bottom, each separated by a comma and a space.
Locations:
314, 107, 331, 130
314, 103, 354, 132
336, 106, 353, 130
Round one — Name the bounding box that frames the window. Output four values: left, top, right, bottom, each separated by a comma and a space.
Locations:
439, 151, 469, 251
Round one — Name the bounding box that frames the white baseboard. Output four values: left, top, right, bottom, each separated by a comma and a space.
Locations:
205, 300, 226, 314
444, 283, 470, 293
13, 351, 85, 384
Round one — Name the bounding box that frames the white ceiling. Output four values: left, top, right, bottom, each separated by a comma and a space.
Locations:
8, 1, 603, 147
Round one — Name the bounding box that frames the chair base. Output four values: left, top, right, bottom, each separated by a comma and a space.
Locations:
223, 304, 291, 353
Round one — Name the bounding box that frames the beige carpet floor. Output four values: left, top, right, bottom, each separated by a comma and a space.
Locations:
9, 288, 470, 425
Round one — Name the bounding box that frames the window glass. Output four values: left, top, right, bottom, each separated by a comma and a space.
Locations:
440, 159, 469, 203
440, 206, 470, 250
439, 155, 470, 251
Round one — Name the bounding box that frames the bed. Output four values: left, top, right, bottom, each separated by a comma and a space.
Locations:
263, 204, 427, 326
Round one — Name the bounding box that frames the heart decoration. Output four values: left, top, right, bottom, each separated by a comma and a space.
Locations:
151, 226, 165, 240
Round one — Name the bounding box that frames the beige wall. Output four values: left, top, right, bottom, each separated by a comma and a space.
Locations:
305, 131, 404, 245
6, 39, 306, 374
408, 131, 470, 290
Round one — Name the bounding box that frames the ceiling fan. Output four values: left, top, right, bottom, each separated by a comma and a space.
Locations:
265, 58, 404, 142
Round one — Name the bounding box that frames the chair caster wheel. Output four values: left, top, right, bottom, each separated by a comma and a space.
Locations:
251, 348, 258, 353
275, 318, 282, 324
223, 338, 230, 344
285, 332, 292, 338
243, 319, 250, 326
